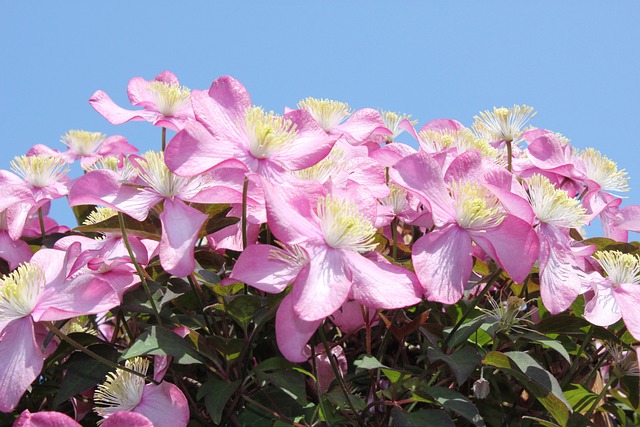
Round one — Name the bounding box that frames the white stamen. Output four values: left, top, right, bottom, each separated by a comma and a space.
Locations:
137, 151, 208, 199
579, 148, 629, 193
594, 250, 640, 286
60, 130, 106, 156
317, 195, 377, 252
451, 181, 505, 230
298, 98, 351, 132
380, 110, 417, 142
147, 81, 191, 116
296, 147, 347, 183
269, 244, 309, 269
380, 184, 409, 215
244, 107, 298, 159
83, 207, 118, 226
11, 155, 69, 188
94, 357, 149, 422
526, 174, 587, 228
0, 263, 45, 321
472, 105, 536, 143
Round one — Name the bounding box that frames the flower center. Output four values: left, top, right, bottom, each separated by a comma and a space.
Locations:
318, 195, 377, 252
380, 184, 409, 215
0, 263, 45, 321
244, 107, 298, 159
451, 181, 505, 230
579, 148, 629, 193
296, 147, 347, 183
472, 104, 536, 143
94, 357, 149, 423
10, 155, 69, 188
147, 81, 191, 116
83, 207, 118, 226
88, 156, 137, 183
297, 98, 351, 131
269, 244, 309, 269
60, 130, 106, 156
526, 174, 587, 228
380, 110, 417, 142
594, 250, 640, 286
137, 151, 205, 199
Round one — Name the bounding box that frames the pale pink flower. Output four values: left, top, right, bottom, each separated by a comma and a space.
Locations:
90, 71, 195, 132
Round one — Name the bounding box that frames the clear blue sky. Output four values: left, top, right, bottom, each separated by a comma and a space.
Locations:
2, 2, 639, 238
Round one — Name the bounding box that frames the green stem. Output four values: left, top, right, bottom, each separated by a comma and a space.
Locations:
38, 207, 46, 243
188, 273, 213, 335
443, 268, 503, 348
43, 322, 158, 384
506, 140, 513, 172
117, 212, 162, 325
390, 218, 398, 260
318, 325, 367, 427
585, 375, 616, 421
161, 127, 167, 151
560, 326, 593, 388
241, 176, 249, 250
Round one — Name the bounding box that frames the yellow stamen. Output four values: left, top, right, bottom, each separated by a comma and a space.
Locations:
10, 155, 69, 188
380, 110, 417, 142
148, 81, 191, 116
298, 98, 351, 131
60, 130, 106, 156
526, 174, 587, 228
94, 357, 149, 422
0, 263, 45, 320
580, 148, 629, 193
472, 105, 536, 143
244, 107, 298, 159
318, 195, 377, 252
451, 181, 505, 230
594, 250, 640, 286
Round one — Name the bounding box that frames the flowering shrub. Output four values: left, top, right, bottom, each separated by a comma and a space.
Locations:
2, 71, 640, 426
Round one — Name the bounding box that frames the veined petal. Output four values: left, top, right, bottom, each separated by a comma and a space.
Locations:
614, 283, 640, 341
159, 199, 208, 277
0, 317, 42, 412
276, 294, 322, 362
0, 232, 32, 270
412, 226, 473, 304
584, 279, 622, 327
165, 121, 243, 177
90, 90, 158, 125
291, 248, 350, 321
390, 153, 455, 226
101, 411, 153, 427
199, 76, 252, 141
469, 215, 539, 284
13, 409, 81, 427
69, 170, 161, 221
231, 244, 307, 294
344, 251, 421, 309
134, 382, 188, 427
336, 108, 387, 145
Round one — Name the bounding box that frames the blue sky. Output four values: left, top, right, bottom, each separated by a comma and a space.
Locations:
2, 2, 639, 238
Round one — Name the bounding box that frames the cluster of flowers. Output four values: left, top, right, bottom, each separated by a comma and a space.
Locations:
1, 71, 639, 425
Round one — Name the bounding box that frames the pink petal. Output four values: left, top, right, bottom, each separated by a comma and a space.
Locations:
291, 248, 351, 321
159, 198, 208, 276
0, 231, 33, 270
343, 251, 421, 309
412, 225, 473, 304
337, 108, 387, 145
231, 244, 305, 293
13, 410, 81, 427
101, 411, 153, 427
420, 119, 464, 133
96, 135, 139, 158
615, 205, 640, 233
369, 142, 417, 167
390, 152, 456, 227
469, 215, 539, 284
135, 382, 189, 427
584, 280, 622, 327
201, 76, 252, 138
0, 318, 42, 412
90, 90, 158, 125
614, 283, 640, 341
33, 275, 120, 322
276, 294, 321, 362
271, 109, 334, 170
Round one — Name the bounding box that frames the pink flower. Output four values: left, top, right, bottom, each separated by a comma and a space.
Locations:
90, 71, 195, 132
165, 75, 333, 181
391, 151, 539, 304
13, 409, 81, 427
0, 246, 120, 412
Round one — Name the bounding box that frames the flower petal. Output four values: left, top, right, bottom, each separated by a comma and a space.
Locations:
231, 244, 305, 293
134, 382, 189, 427
276, 294, 321, 362
614, 283, 640, 341
13, 409, 81, 427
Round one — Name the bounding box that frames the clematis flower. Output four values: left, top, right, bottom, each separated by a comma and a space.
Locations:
0, 246, 120, 412
90, 71, 195, 132
472, 105, 536, 145
391, 152, 539, 304
583, 251, 640, 339
13, 409, 81, 427
93, 357, 188, 427
525, 174, 594, 313
27, 130, 138, 170
8, 154, 71, 205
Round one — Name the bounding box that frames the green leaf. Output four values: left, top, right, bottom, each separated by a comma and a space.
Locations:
381, 368, 410, 384
225, 294, 262, 330
391, 408, 455, 427
325, 390, 366, 412
53, 344, 120, 407
518, 332, 571, 363
354, 354, 388, 370
427, 345, 481, 385
445, 315, 492, 348
420, 386, 485, 427
198, 379, 241, 424
564, 383, 598, 414
483, 351, 571, 425
255, 369, 308, 406
121, 325, 204, 364
535, 315, 623, 344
